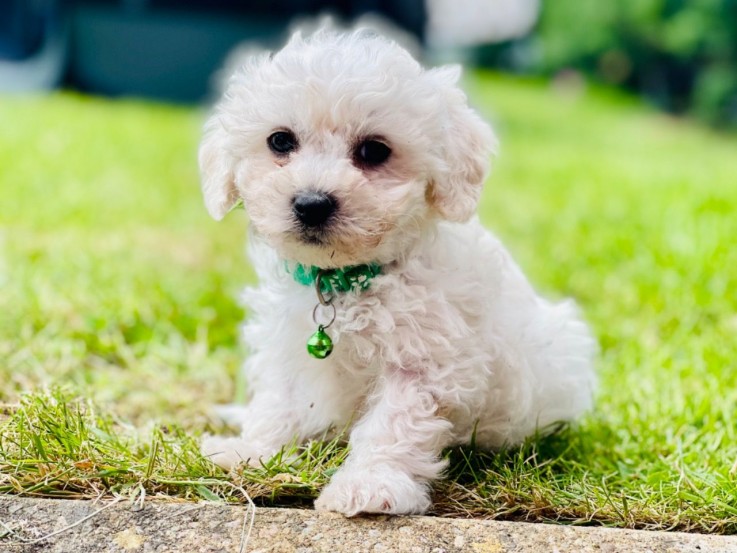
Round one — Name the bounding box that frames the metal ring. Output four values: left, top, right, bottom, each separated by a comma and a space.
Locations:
312, 302, 337, 329
315, 270, 334, 306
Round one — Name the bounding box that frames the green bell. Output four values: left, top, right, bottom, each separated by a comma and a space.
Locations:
307, 326, 333, 359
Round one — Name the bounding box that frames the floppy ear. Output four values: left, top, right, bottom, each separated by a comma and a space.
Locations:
198, 113, 240, 221
426, 65, 498, 222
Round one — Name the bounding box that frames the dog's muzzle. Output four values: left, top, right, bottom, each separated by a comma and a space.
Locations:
292, 191, 337, 229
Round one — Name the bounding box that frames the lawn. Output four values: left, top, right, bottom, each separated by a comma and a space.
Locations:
1, 72, 736, 533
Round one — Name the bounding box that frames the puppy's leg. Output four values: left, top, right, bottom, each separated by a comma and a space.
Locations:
202, 352, 345, 470
315, 369, 452, 516
202, 394, 307, 470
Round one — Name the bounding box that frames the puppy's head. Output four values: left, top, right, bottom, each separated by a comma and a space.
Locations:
199, 29, 496, 268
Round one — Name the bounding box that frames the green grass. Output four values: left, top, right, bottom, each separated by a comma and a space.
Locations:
1, 73, 737, 533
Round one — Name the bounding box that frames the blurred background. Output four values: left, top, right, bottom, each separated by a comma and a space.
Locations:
2, 0, 736, 126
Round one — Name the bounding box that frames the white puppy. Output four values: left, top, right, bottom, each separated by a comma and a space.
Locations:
199, 28, 596, 517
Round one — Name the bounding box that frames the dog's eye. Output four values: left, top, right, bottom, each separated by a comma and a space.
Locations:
267, 131, 298, 155
354, 139, 391, 167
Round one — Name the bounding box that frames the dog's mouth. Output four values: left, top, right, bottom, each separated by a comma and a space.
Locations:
280, 225, 391, 269
282, 206, 390, 267
299, 231, 328, 246
292, 222, 332, 246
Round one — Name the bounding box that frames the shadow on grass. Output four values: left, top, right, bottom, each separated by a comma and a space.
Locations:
435, 423, 609, 521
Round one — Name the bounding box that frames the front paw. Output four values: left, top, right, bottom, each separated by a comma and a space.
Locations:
315, 465, 431, 516
201, 436, 264, 470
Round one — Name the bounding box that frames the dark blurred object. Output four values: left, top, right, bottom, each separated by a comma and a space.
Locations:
0, 0, 67, 92
532, 0, 737, 127
1, 0, 425, 102
0, 0, 47, 60
68, 4, 282, 102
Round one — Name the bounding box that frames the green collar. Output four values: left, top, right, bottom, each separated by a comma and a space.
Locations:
289, 262, 382, 294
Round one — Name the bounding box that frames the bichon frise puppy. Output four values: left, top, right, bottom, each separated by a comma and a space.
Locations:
199, 28, 596, 517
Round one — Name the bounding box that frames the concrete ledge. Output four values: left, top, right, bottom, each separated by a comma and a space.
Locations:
1, 497, 735, 553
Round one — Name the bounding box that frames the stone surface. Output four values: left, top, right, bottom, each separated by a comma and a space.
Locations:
1, 497, 736, 553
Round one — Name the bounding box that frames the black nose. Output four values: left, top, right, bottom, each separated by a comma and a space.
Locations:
292, 191, 337, 228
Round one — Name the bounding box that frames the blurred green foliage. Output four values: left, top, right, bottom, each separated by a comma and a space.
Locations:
534, 0, 737, 126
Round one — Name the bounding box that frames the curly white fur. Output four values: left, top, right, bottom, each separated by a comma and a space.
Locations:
199, 28, 596, 517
